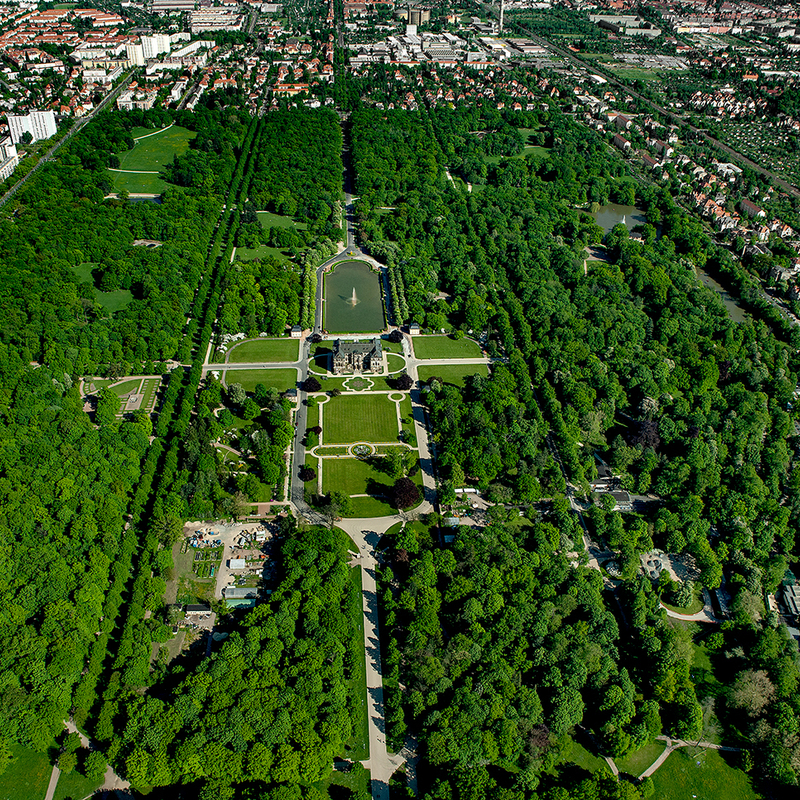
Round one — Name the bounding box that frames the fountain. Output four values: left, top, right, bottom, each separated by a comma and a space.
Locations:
621, 214, 626, 227
349, 288, 359, 307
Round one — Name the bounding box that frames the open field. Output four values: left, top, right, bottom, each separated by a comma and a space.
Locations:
412, 335, 482, 359
109, 125, 196, 194
223, 368, 298, 393
226, 339, 300, 363
235, 244, 291, 264
110, 171, 167, 195
117, 125, 195, 172
418, 363, 489, 388
323, 394, 398, 444
72, 262, 133, 313
257, 211, 307, 231
0, 744, 53, 800
650, 748, 760, 800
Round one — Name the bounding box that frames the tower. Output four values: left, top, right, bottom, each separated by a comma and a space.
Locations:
499, 0, 504, 34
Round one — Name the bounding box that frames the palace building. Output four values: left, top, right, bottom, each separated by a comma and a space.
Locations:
331, 339, 383, 374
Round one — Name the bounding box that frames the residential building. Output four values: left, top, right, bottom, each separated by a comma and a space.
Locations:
0, 136, 19, 181
7, 110, 56, 144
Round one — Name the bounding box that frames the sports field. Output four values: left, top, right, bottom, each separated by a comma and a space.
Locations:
418, 363, 488, 388
411, 335, 482, 359
223, 368, 298, 393
323, 394, 398, 444
226, 339, 300, 363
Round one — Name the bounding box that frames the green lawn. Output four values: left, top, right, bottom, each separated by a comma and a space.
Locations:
662, 587, 704, 615
308, 354, 330, 374
344, 566, 369, 761
108, 378, 141, 397
226, 339, 300, 363
323, 394, 399, 444
235, 244, 291, 264
0, 744, 53, 800
72, 262, 133, 313
109, 170, 167, 195
54, 767, 103, 800
322, 457, 394, 502
616, 741, 667, 777
140, 377, 161, 411
117, 125, 195, 172
257, 211, 307, 230
223, 368, 298, 393
412, 335, 482, 359
315, 446, 349, 456
418, 363, 489, 388
560, 740, 611, 775
380, 338, 403, 353
386, 353, 406, 373
398, 395, 418, 446
348, 495, 395, 517
651, 748, 760, 800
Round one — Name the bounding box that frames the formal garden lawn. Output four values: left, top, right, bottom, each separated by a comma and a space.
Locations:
412, 335, 482, 359
223, 368, 298, 393
616, 741, 667, 777
226, 338, 300, 363
323, 394, 398, 444
108, 378, 141, 397
386, 352, 406, 372
418, 363, 489, 388
0, 744, 53, 800
140, 377, 161, 411
322, 457, 394, 497
651, 748, 761, 800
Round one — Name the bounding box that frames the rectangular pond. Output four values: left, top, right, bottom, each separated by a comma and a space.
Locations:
324, 260, 385, 333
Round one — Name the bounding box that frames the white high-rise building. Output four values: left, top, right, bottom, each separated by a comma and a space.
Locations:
126, 43, 145, 66
0, 136, 19, 181
7, 110, 57, 144
141, 34, 171, 60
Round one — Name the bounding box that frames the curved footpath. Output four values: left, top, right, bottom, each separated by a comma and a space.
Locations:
639, 736, 741, 780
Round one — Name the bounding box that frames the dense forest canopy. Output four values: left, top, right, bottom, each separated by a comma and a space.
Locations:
0, 49, 798, 800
